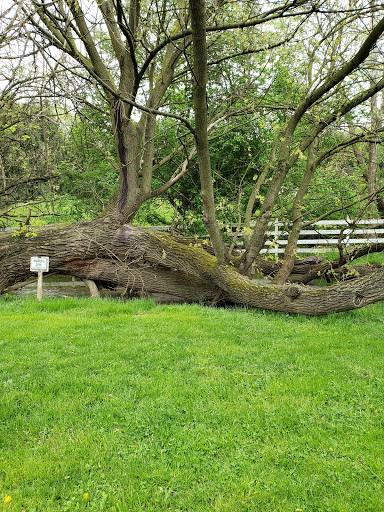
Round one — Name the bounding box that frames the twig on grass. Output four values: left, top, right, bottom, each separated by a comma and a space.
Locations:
356, 457, 384, 485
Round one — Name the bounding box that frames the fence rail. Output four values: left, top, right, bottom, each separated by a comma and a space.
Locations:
236, 218, 384, 257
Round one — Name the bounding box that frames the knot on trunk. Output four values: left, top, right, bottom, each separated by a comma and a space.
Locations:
354, 293, 364, 306
286, 285, 301, 299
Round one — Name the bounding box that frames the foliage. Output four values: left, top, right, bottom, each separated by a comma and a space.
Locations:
0, 104, 118, 226
58, 109, 118, 219
0, 100, 64, 226
153, 115, 269, 234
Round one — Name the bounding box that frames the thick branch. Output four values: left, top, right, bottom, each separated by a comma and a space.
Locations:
189, 0, 228, 264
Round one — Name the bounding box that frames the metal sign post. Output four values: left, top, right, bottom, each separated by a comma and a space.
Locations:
30, 257, 50, 302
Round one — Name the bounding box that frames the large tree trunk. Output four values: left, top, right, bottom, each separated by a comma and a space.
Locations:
1, 220, 384, 315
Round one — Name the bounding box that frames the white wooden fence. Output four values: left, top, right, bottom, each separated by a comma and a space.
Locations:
151, 218, 384, 258
240, 218, 384, 258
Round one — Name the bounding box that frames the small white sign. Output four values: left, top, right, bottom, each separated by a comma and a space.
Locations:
30, 256, 50, 273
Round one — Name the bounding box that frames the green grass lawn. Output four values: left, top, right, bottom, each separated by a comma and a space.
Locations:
1, 297, 384, 511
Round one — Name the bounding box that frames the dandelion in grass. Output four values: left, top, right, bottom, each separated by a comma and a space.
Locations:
83, 492, 89, 500
4, 496, 12, 503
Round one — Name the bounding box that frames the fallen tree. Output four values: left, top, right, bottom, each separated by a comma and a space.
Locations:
1, 221, 384, 315
1, 0, 384, 315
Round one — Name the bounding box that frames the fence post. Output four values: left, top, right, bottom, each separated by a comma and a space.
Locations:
274, 218, 279, 260
345, 216, 352, 247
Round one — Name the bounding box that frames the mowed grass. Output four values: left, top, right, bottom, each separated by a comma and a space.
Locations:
1, 297, 384, 511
